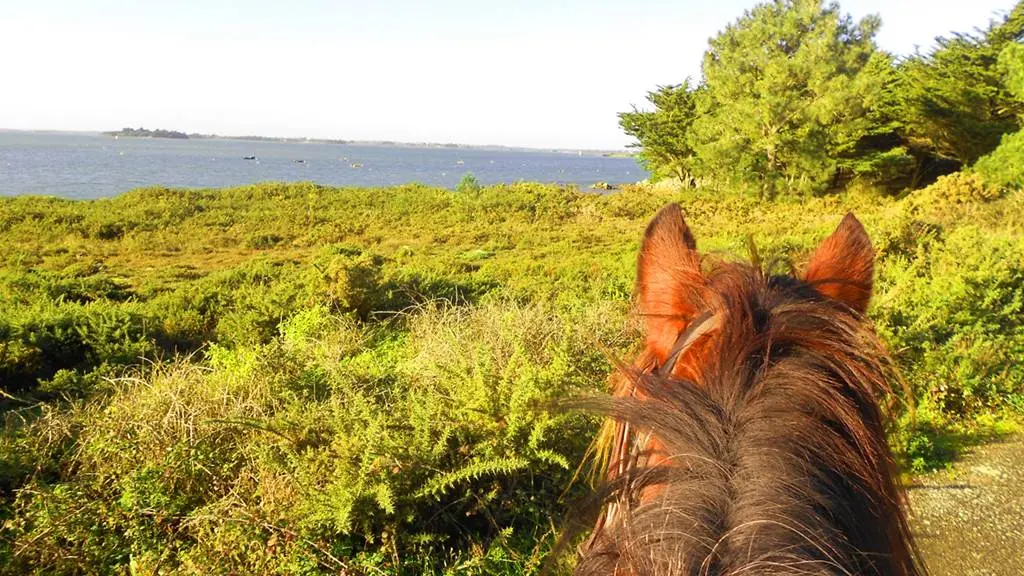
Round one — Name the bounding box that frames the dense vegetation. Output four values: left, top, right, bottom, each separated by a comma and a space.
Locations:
621, 0, 1024, 197
1, 178, 1022, 574
1, 1, 1022, 574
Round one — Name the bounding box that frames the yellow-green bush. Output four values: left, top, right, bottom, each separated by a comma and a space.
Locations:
912, 171, 1003, 204
1, 180, 1022, 573
2, 303, 619, 574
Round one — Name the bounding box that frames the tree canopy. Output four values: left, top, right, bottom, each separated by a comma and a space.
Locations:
622, 0, 1024, 197
894, 3, 1024, 165
619, 82, 701, 183
695, 0, 884, 197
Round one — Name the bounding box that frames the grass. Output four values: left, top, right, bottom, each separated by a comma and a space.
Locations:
0, 178, 1022, 574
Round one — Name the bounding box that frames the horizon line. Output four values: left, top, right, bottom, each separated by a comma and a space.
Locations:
0, 127, 635, 155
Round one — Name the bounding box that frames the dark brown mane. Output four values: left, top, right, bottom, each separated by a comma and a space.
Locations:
561, 205, 926, 576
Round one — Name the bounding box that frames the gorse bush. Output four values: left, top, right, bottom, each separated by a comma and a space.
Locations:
908, 172, 1003, 205
1, 302, 621, 574
0, 299, 157, 398
1, 178, 1022, 574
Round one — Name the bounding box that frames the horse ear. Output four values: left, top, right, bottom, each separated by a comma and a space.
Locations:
636, 203, 704, 363
804, 213, 874, 314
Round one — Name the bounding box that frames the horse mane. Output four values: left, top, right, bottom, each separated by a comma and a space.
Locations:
564, 259, 926, 576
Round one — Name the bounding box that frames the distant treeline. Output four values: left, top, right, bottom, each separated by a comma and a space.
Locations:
103, 127, 190, 139
190, 134, 352, 144
101, 130, 627, 154
190, 133, 608, 153
622, 0, 1024, 198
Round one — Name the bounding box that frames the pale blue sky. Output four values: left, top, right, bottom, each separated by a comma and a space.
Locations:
0, 0, 1016, 149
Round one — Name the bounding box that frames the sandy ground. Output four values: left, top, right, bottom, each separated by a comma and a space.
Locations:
909, 435, 1024, 575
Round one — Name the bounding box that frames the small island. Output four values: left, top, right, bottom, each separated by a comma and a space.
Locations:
104, 127, 190, 139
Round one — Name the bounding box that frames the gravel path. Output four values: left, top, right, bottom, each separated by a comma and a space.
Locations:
909, 435, 1024, 575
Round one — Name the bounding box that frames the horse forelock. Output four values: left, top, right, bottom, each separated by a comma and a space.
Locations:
573, 260, 925, 576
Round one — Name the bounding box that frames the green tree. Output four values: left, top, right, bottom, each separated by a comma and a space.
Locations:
1000, 41, 1024, 102
618, 82, 702, 183
894, 2, 1024, 166
973, 41, 1024, 190
692, 0, 884, 198
456, 171, 482, 194
832, 51, 918, 190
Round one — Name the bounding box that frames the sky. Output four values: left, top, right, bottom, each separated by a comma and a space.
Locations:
0, 0, 1017, 149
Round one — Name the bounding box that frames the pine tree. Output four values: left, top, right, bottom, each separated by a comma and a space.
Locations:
894, 2, 1024, 166
618, 82, 702, 183
973, 40, 1024, 190
692, 0, 883, 198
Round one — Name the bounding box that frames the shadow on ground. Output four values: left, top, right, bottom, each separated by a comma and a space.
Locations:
909, 434, 1024, 575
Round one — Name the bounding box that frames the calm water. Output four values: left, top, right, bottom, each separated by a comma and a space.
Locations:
0, 131, 645, 199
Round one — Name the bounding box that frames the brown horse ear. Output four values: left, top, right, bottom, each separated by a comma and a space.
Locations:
804, 213, 874, 314
637, 203, 704, 363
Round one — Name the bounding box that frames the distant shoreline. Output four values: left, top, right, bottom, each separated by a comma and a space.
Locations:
104, 127, 190, 139
1, 127, 633, 157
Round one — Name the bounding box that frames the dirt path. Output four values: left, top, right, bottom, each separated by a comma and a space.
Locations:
909, 435, 1024, 575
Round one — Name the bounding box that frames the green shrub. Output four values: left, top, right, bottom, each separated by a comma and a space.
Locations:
1, 179, 1022, 573
1, 302, 618, 575
0, 300, 157, 397
973, 130, 1024, 192
308, 245, 388, 318
875, 225, 1024, 416
909, 171, 1002, 205
456, 172, 482, 194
